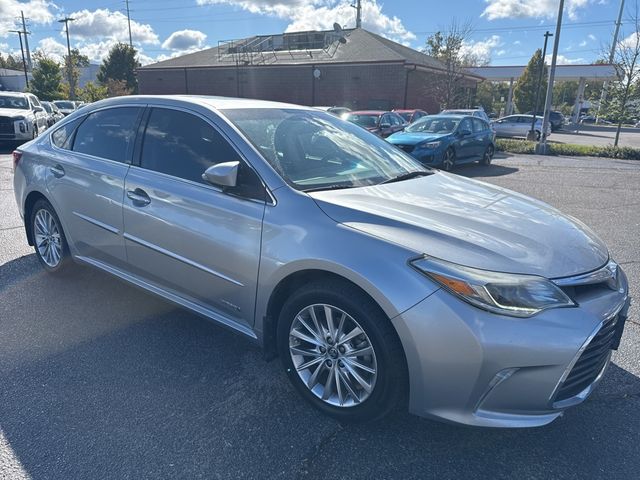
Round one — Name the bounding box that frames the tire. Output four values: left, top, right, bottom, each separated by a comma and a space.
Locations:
277, 280, 407, 422
441, 148, 456, 171
30, 199, 73, 274
480, 144, 494, 165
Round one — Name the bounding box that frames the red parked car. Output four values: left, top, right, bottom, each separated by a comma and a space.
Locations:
393, 109, 428, 124
344, 111, 406, 137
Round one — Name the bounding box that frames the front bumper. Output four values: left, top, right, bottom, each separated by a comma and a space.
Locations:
392, 266, 629, 428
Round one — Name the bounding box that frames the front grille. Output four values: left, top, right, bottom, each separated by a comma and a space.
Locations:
555, 315, 621, 402
0, 117, 13, 135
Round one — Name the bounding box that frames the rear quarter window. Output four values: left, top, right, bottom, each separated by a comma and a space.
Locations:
51, 118, 83, 150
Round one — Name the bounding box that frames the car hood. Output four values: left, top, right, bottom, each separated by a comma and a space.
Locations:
387, 132, 451, 146
0, 108, 31, 118
309, 172, 608, 278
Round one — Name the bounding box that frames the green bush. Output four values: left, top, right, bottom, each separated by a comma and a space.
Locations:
495, 139, 640, 160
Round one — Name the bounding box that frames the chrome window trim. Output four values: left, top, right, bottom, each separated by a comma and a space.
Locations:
140, 103, 276, 206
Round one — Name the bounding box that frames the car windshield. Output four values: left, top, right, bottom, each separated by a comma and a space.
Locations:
406, 116, 460, 134
54, 101, 75, 109
222, 108, 424, 191
42, 103, 53, 113
344, 113, 380, 128
397, 112, 412, 121
0, 95, 28, 109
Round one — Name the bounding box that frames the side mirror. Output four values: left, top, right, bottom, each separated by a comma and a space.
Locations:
33, 106, 44, 113
202, 161, 239, 188
459, 129, 472, 136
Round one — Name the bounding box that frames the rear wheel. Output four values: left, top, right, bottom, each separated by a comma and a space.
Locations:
480, 144, 494, 165
277, 281, 406, 422
30, 199, 72, 274
442, 148, 456, 171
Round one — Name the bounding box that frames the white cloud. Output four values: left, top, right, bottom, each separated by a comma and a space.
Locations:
162, 30, 207, 51
460, 35, 502, 64
546, 53, 586, 64
196, 0, 415, 43
579, 40, 587, 46
66, 9, 159, 45
36, 37, 68, 62
0, 0, 55, 33
482, 0, 592, 20
588, 33, 597, 41
36, 37, 145, 65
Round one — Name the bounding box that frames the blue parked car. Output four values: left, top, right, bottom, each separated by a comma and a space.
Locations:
386, 115, 495, 171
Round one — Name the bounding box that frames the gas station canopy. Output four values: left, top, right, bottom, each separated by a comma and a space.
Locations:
468, 64, 617, 82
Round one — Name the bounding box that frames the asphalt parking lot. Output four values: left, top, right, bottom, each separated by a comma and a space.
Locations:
1, 150, 639, 479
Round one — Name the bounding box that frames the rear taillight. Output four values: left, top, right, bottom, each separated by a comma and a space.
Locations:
12, 150, 22, 173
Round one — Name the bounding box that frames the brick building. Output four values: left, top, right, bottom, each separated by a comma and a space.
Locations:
138, 28, 483, 112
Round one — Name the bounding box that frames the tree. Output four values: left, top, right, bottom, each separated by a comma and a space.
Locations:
78, 81, 108, 102
62, 49, 90, 99
29, 53, 64, 101
601, 1, 640, 146
0, 54, 25, 71
422, 20, 480, 109
97, 43, 139, 95
475, 81, 511, 116
513, 49, 547, 113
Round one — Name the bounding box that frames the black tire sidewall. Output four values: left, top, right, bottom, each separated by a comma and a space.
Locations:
30, 199, 71, 274
277, 282, 405, 422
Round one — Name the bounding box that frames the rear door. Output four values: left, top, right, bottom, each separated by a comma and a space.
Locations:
471, 118, 491, 158
122, 106, 267, 331
46, 106, 142, 268
455, 118, 475, 160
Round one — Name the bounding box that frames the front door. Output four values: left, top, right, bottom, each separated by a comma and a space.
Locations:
122, 106, 266, 331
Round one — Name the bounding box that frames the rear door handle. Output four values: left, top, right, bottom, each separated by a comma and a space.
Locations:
50, 164, 65, 178
126, 188, 151, 206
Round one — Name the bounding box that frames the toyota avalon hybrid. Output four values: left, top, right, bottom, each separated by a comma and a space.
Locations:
12, 95, 629, 427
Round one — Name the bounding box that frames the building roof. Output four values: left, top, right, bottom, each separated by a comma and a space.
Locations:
140, 28, 450, 73
0, 68, 25, 77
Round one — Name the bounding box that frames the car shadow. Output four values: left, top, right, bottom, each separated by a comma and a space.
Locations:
455, 160, 519, 178
0, 142, 18, 154
1, 254, 640, 478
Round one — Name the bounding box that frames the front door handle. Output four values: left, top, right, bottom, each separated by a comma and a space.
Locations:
50, 164, 65, 178
126, 188, 151, 206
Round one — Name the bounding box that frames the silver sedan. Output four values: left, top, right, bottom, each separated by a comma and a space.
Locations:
492, 114, 552, 140
12, 95, 629, 427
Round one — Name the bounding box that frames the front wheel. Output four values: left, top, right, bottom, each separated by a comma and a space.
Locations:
277, 281, 407, 422
441, 148, 456, 171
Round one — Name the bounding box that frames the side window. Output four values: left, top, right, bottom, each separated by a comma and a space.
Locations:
380, 114, 390, 126
51, 118, 83, 150
472, 118, 486, 132
459, 118, 473, 132
140, 108, 266, 200
73, 107, 141, 162
391, 114, 402, 126
29, 95, 41, 108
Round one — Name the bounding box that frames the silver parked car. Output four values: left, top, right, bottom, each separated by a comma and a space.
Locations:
12, 96, 629, 427
492, 114, 551, 140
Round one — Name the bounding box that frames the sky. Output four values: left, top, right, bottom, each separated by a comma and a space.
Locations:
0, 0, 626, 67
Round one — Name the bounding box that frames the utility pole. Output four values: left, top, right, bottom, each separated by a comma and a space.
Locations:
125, 0, 133, 48
58, 17, 76, 100
351, 0, 362, 29
9, 30, 29, 88
536, 0, 564, 154
528, 31, 553, 140
596, 0, 625, 122
20, 11, 32, 70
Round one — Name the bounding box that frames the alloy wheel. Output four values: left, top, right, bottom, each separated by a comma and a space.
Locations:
289, 303, 378, 407
442, 150, 455, 171
34, 209, 63, 268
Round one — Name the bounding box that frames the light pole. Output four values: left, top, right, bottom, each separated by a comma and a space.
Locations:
536, 0, 564, 154
9, 30, 29, 88
596, 0, 624, 122
527, 31, 553, 141
58, 17, 75, 100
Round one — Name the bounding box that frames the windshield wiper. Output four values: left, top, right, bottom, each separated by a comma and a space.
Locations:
302, 184, 355, 193
379, 170, 434, 185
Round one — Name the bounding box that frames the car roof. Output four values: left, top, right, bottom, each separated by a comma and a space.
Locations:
0, 91, 28, 98
348, 110, 387, 115
393, 109, 422, 113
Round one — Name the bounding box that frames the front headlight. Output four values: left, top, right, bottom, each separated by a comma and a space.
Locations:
420, 141, 441, 149
13, 115, 26, 121
411, 256, 576, 317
